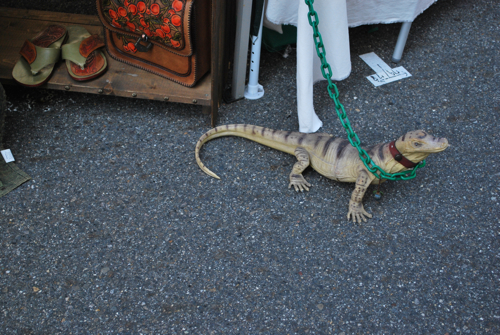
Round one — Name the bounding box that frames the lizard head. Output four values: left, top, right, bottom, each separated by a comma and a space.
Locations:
396, 130, 449, 162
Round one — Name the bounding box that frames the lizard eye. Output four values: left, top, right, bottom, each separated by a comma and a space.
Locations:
414, 142, 422, 147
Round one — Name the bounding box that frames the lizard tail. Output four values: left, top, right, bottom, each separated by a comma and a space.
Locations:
195, 124, 299, 179
195, 125, 232, 179
195, 128, 221, 180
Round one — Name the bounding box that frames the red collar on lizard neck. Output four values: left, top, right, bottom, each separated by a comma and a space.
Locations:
389, 141, 418, 168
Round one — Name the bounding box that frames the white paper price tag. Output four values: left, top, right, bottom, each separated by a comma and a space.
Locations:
360, 52, 412, 86
366, 66, 412, 87
1, 149, 15, 163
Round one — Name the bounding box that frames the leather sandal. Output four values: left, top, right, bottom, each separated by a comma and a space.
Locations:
61, 26, 107, 81
12, 25, 67, 87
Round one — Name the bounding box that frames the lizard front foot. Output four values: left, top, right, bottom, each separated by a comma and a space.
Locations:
288, 174, 311, 192
347, 200, 373, 223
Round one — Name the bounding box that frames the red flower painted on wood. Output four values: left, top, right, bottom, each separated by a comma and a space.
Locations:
161, 24, 171, 33
109, 9, 118, 19
140, 18, 149, 28
155, 29, 165, 38
137, 2, 147, 14
171, 15, 181, 27
150, 4, 160, 15
126, 21, 136, 31
128, 4, 137, 15
118, 7, 127, 17
172, 0, 183, 12
124, 42, 137, 53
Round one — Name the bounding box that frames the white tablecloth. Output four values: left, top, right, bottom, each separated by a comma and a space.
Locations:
265, 0, 437, 133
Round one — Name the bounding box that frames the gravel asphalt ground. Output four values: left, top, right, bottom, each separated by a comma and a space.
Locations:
1, 0, 499, 333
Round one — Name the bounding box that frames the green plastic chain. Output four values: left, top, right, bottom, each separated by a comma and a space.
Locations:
304, 0, 425, 180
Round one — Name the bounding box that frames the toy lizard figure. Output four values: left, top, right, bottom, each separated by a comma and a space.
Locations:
195, 125, 448, 223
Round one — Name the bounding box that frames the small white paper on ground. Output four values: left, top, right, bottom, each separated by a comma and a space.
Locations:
359, 52, 411, 86
367, 66, 412, 87
1, 149, 15, 163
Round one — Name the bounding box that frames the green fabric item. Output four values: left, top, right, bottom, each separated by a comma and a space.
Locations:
0, 161, 31, 197
262, 25, 297, 53
0, 83, 31, 197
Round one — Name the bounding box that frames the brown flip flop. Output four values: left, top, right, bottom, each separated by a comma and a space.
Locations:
12, 25, 67, 87
61, 26, 107, 81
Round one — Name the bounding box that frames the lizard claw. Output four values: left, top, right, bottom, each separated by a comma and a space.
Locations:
288, 174, 311, 192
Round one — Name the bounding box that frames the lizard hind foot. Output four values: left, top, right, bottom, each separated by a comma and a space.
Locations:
288, 174, 311, 192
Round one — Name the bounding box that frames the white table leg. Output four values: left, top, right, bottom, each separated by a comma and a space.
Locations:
244, 6, 265, 100
392, 21, 412, 63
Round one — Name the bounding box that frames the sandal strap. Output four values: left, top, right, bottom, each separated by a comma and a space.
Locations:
20, 40, 61, 75
62, 34, 105, 69
80, 35, 105, 57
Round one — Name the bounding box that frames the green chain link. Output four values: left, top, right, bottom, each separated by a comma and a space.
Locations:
304, 0, 425, 180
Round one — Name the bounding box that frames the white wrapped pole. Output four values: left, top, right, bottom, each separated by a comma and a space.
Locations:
244, 7, 265, 100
